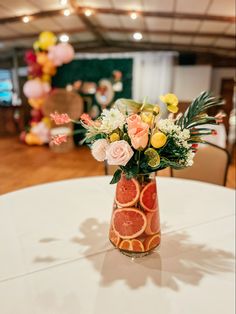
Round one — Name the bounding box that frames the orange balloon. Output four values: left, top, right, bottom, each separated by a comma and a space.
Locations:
42, 63, 56, 75
36, 52, 49, 66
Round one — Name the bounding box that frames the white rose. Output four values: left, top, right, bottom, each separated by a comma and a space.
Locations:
106, 140, 134, 166
91, 139, 109, 162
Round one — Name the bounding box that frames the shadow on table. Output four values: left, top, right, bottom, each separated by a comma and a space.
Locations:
72, 218, 235, 291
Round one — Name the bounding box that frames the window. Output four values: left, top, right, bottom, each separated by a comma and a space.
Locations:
0, 70, 13, 105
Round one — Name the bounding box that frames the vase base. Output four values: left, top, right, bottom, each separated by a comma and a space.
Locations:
119, 244, 160, 258
120, 250, 150, 258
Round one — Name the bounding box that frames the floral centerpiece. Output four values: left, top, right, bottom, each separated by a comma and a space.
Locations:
51, 91, 224, 257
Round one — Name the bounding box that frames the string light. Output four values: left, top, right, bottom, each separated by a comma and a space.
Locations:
133, 32, 143, 41
59, 34, 69, 42
130, 12, 138, 20
63, 9, 71, 16
84, 9, 93, 17
22, 16, 30, 23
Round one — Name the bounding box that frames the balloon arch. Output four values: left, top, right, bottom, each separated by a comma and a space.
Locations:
21, 31, 75, 145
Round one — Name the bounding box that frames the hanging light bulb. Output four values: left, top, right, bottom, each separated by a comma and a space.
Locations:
84, 9, 93, 17
22, 16, 30, 23
133, 32, 143, 40
130, 12, 138, 20
59, 33, 69, 42
63, 9, 71, 16
60, 0, 67, 5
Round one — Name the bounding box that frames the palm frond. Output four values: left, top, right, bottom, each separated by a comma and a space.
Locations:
176, 91, 224, 129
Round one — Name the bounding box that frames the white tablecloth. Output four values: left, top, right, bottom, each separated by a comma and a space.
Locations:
0, 177, 235, 314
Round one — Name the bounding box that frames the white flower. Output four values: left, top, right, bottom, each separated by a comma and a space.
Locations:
91, 139, 109, 162
182, 129, 190, 140
100, 108, 126, 133
158, 119, 191, 148
181, 150, 195, 167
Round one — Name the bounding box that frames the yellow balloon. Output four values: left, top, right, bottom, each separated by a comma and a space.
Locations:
41, 74, 51, 83
33, 40, 41, 51
42, 117, 51, 128
28, 98, 45, 109
39, 31, 57, 50
25, 133, 43, 145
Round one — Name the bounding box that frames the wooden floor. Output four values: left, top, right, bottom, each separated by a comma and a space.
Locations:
0, 136, 235, 195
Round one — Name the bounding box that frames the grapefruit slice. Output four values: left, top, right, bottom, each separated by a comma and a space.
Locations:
143, 234, 161, 251
112, 208, 147, 239
109, 228, 120, 247
131, 239, 144, 252
140, 181, 157, 212
145, 212, 160, 235
119, 239, 132, 251
115, 176, 140, 207
119, 239, 144, 252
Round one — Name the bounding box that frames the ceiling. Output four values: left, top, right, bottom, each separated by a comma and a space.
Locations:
0, 0, 235, 58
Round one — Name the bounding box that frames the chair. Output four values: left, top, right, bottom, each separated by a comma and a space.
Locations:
104, 161, 118, 176
171, 143, 230, 186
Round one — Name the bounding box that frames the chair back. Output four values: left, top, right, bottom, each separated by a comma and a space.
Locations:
171, 144, 230, 186
104, 161, 118, 176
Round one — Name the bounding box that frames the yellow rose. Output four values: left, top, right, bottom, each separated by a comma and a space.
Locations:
109, 133, 120, 142
160, 93, 179, 113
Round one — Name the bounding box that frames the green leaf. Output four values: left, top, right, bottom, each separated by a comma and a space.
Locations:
124, 165, 139, 179
110, 169, 122, 184
176, 91, 224, 130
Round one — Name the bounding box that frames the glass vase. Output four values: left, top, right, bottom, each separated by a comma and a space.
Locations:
109, 172, 161, 257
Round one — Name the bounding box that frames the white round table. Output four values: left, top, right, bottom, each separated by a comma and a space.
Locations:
0, 177, 235, 314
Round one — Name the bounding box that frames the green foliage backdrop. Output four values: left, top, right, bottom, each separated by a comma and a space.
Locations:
52, 58, 133, 99
52, 58, 133, 145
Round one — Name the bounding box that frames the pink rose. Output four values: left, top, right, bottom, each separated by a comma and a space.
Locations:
106, 140, 133, 166
126, 114, 142, 129
128, 123, 149, 149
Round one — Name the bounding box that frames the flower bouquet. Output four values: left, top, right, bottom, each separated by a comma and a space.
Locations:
51, 91, 224, 257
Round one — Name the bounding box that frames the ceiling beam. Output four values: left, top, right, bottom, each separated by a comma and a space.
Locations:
0, 6, 235, 26
0, 26, 234, 42
109, 40, 236, 53
82, 7, 236, 23
0, 27, 86, 42
101, 27, 235, 40
1, 40, 234, 61
0, 9, 64, 25
69, 0, 109, 45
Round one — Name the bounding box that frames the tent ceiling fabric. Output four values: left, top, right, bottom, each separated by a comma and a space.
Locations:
0, 0, 235, 57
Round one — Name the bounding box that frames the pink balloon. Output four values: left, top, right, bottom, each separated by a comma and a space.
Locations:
23, 79, 51, 99
48, 45, 63, 66
48, 43, 75, 66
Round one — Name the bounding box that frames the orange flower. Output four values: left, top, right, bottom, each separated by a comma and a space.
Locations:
128, 123, 149, 150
